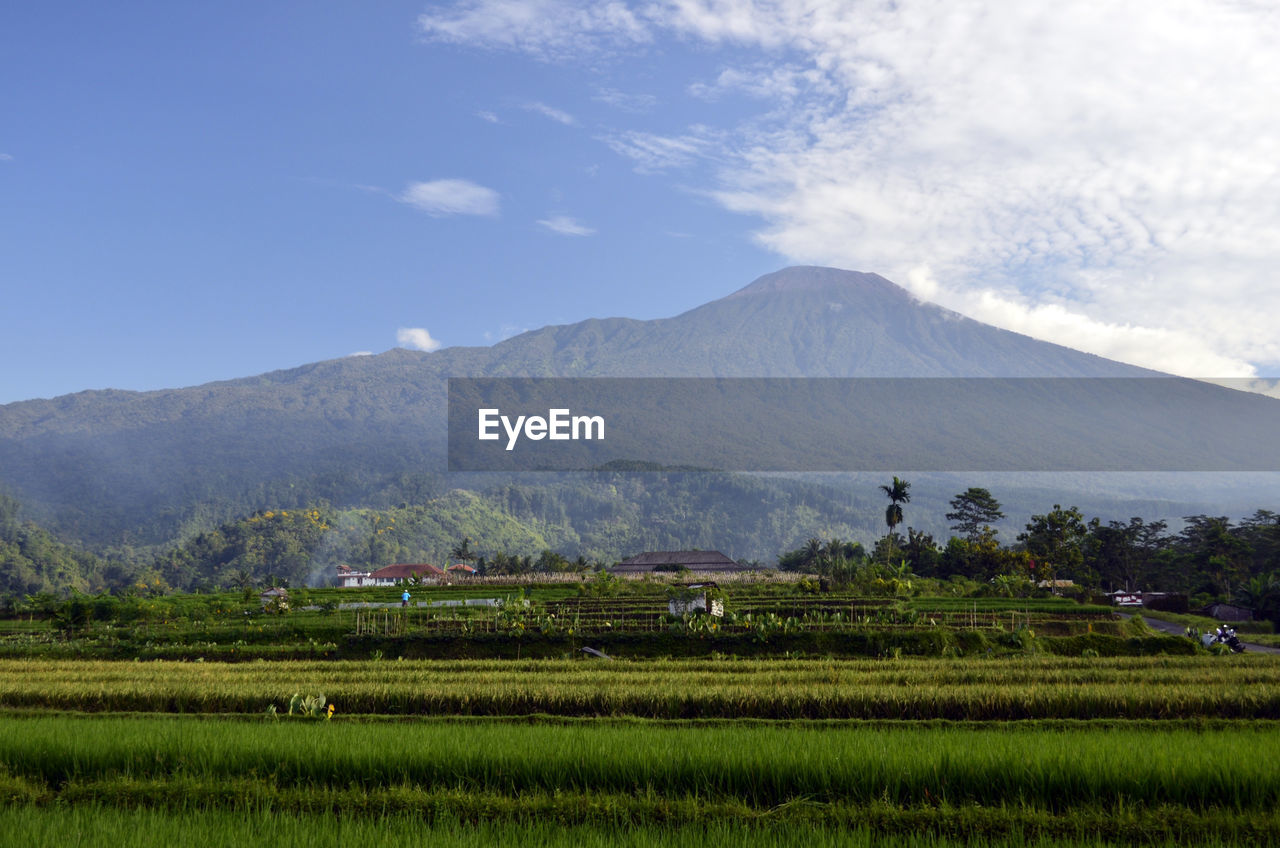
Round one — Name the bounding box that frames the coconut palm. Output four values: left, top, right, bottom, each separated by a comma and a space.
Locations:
450, 537, 476, 565
879, 476, 912, 561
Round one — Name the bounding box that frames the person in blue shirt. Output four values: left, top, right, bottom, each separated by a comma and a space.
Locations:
401, 589, 410, 608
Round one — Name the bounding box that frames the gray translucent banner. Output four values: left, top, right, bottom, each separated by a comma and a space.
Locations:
447, 378, 1280, 472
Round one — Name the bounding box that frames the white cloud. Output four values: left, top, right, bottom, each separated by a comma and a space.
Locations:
416, 0, 1280, 377
475, 110, 501, 123
418, 0, 650, 60
347, 351, 374, 357
1203, 378, 1280, 400
398, 179, 500, 217
0, 153, 12, 162
523, 101, 577, 125
598, 128, 718, 173
396, 328, 443, 352
688, 64, 836, 102
593, 87, 657, 111
537, 215, 596, 236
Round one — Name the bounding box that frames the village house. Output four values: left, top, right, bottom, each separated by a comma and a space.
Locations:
366, 563, 444, 586
335, 564, 373, 588
610, 550, 747, 575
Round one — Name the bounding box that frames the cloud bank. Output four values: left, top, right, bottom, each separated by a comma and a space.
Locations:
418, 0, 1280, 378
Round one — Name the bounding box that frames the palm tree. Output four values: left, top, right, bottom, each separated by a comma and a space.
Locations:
879, 476, 911, 561
450, 537, 476, 565
800, 538, 824, 571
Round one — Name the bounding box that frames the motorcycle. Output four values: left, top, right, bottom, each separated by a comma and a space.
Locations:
1193, 626, 1246, 653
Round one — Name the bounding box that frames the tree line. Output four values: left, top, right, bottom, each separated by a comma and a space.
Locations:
779, 481, 1280, 623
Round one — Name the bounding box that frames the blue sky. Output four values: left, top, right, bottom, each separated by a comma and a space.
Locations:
4, 1, 1279, 404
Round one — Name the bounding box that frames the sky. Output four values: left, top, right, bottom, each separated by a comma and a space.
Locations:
3, 0, 1278, 404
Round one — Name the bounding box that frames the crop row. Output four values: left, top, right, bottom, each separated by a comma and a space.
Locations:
1, 656, 1277, 719
1, 716, 1278, 812
3, 805, 1269, 848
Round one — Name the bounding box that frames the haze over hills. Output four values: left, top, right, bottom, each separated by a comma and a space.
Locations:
0, 266, 1274, 555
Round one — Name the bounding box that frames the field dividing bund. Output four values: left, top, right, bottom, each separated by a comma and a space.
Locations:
2, 655, 1279, 719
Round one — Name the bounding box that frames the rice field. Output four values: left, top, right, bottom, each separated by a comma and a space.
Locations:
4, 715, 1279, 807
1, 806, 1255, 848
0, 714, 1277, 845
1, 655, 1277, 719
2, 617, 1276, 844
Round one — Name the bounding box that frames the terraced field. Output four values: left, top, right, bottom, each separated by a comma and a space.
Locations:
2, 589, 1274, 845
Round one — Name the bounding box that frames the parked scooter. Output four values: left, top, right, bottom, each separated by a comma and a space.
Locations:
1194, 625, 1246, 653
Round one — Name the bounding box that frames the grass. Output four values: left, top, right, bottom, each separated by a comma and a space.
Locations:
0, 806, 1259, 848
1, 655, 1278, 719
0, 715, 1277, 844
2, 715, 1278, 809
2, 646, 1278, 846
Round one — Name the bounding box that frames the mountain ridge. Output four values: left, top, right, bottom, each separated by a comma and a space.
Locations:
0, 265, 1151, 433
0, 266, 1268, 550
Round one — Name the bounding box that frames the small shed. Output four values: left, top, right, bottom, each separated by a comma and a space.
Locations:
446, 563, 477, 578
1202, 603, 1254, 622
668, 583, 724, 617
259, 587, 290, 608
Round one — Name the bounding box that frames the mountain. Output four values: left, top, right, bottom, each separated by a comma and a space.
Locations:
0, 266, 1274, 552
468, 267, 1150, 378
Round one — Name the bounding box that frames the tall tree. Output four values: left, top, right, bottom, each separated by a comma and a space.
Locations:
902, 527, 941, 577
1019, 505, 1089, 586
946, 488, 1005, 542
1085, 517, 1167, 592
878, 476, 911, 561
449, 537, 477, 565
1175, 515, 1248, 601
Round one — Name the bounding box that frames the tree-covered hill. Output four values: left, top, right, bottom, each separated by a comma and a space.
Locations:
1, 266, 1277, 561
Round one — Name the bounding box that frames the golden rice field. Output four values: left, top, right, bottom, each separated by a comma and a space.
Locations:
1, 655, 1278, 719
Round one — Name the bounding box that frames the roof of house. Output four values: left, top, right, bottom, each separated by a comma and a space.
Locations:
336, 564, 371, 575
446, 563, 477, 573
1203, 602, 1254, 620
611, 550, 745, 572
371, 563, 444, 580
